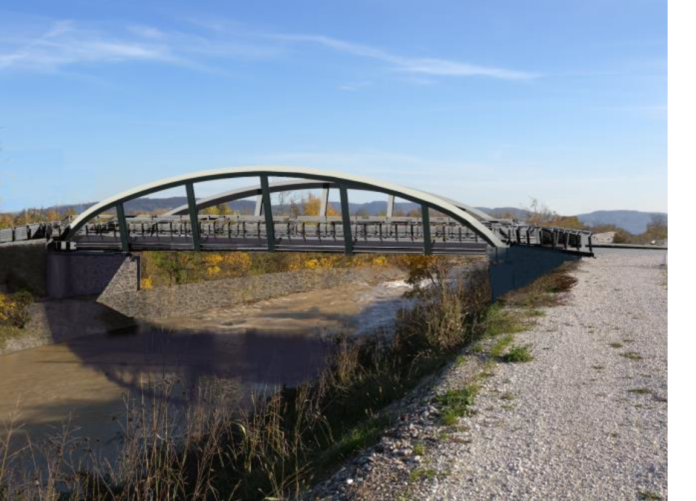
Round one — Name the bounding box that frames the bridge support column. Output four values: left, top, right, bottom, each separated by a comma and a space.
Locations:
47, 251, 140, 299
488, 246, 580, 301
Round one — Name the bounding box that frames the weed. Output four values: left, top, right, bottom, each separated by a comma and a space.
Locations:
609, 342, 623, 348
501, 344, 534, 363
620, 352, 644, 361
321, 415, 393, 466
484, 305, 529, 338
412, 442, 426, 456
591, 365, 605, 370
500, 391, 515, 401
409, 468, 438, 481
435, 384, 479, 426
628, 388, 651, 395
525, 309, 546, 318
490, 334, 514, 358
500, 262, 579, 308
638, 491, 662, 500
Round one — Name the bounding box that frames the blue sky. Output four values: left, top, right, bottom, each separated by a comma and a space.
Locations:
0, 0, 666, 214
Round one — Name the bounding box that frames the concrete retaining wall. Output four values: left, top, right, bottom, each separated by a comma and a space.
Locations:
488, 246, 581, 300
99, 266, 406, 320
47, 252, 140, 299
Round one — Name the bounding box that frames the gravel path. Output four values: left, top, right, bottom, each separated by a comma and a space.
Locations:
422, 250, 668, 500
311, 250, 668, 501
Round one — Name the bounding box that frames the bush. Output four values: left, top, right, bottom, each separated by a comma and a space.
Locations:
0, 291, 33, 328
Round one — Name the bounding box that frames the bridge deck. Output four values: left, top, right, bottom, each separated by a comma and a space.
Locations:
1, 215, 594, 256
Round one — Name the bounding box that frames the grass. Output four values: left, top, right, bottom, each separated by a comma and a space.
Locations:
500, 391, 515, 401
501, 344, 533, 363
409, 468, 438, 481
0, 290, 33, 350
638, 491, 663, 500
628, 388, 651, 395
609, 342, 623, 348
412, 442, 426, 456
483, 305, 530, 338
319, 414, 394, 466
490, 333, 515, 358
525, 309, 546, 318
499, 262, 579, 309
435, 384, 479, 426
620, 351, 644, 361
0, 325, 24, 350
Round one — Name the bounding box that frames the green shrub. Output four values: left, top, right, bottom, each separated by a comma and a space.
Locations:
501, 344, 533, 363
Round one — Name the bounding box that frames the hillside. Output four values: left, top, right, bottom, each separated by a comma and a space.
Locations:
575, 210, 668, 235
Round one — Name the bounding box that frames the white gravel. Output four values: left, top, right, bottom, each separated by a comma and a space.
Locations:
420, 250, 668, 500
312, 250, 668, 501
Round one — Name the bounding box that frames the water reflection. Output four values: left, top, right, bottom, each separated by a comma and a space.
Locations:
0, 279, 413, 450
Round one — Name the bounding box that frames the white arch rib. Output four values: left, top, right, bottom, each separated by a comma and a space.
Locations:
66, 166, 505, 248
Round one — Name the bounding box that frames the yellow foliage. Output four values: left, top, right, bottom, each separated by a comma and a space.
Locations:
223, 252, 252, 274
204, 253, 224, 266
140, 277, 153, 290
301, 193, 339, 216
206, 265, 222, 277
0, 291, 32, 328
372, 256, 387, 266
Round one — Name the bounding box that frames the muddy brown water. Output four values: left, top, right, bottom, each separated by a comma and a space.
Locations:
0, 277, 414, 457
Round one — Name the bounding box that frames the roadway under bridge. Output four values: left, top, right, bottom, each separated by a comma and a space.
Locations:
1, 167, 595, 257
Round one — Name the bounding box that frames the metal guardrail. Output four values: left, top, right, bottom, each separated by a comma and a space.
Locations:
0, 222, 66, 245
0, 215, 594, 256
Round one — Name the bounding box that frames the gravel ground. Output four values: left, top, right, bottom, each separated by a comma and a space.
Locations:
310, 250, 667, 501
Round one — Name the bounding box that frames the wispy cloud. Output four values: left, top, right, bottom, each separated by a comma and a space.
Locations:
266, 32, 537, 80
0, 20, 177, 71
0, 19, 280, 73
0, 18, 536, 82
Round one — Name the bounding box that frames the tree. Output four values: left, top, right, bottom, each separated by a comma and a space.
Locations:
301, 193, 338, 216
642, 215, 668, 243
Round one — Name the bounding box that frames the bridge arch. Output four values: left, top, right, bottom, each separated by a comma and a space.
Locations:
61, 166, 506, 253
163, 178, 495, 223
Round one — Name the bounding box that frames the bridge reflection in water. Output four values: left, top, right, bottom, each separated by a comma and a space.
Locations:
0, 276, 414, 456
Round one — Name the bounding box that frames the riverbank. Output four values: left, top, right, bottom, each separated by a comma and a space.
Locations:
314, 250, 667, 500
0, 265, 410, 356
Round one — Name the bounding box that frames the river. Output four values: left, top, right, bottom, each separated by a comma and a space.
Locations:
0, 275, 414, 457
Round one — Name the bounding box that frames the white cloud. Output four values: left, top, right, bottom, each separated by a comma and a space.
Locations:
267, 32, 537, 80
0, 20, 176, 71
0, 18, 537, 83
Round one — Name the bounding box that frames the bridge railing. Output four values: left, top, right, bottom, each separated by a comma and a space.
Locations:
56, 214, 593, 256
0, 221, 66, 244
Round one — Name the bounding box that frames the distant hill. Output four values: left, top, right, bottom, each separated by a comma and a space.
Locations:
476, 207, 532, 220
576, 210, 667, 235
37, 199, 666, 235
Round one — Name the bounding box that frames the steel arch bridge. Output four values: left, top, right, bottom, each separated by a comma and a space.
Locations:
3, 167, 594, 256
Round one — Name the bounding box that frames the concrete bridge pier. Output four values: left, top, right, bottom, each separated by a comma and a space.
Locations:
47, 251, 140, 299
488, 246, 581, 301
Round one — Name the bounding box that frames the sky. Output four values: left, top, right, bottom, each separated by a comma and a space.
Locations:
0, 0, 667, 215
